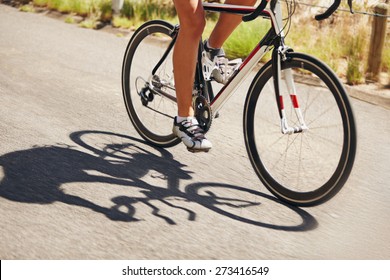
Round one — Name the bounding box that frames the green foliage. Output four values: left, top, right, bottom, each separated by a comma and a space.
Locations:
36, 0, 90, 16
46, 0, 63, 11
22, 0, 390, 83
120, 0, 135, 19
99, 0, 113, 22
112, 16, 133, 29
19, 4, 35, 13
345, 24, 368, 85
383, 38, 390, 73
120, 0, 176, 23
32, 0, 49, 6
64, 15, 75, 24
67, 0, 90, 16
222, 20, 271, 62
79, 17, 98, 29
346, 56, 363, 85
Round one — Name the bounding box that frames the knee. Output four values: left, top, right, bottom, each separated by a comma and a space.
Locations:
179, 12, 206, 39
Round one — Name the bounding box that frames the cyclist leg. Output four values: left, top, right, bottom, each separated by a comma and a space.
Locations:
208, 0, 257, 49
203, 0, 256, 84
173, 0, 205, 118
172, 0, 212, 152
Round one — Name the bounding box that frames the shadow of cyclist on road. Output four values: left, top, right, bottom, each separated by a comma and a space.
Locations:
0, 131, 192, 222
0, 130, 317, 230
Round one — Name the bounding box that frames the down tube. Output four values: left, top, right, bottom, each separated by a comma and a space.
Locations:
210, 44, 270, 115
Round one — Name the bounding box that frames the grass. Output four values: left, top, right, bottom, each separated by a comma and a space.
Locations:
220, 20, 272, 63
117, 0, 176, 29
32, 0, 95, 16
19, 4, 36, 13
112, 16, 133, 30
79, 17, 98, 29
99, 0, 113, 22
383, 37, 390, 74
64, 14, 76, 24
345, 23, 369, 84
32, 0, 48, 6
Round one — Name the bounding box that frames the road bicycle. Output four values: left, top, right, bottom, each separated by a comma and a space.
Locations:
121, 0, 357, 207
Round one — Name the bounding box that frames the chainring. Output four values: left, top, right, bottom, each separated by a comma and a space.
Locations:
193, 96, 212, 133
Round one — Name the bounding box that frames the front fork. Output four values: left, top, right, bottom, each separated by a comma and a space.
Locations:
272, 46, 308, 135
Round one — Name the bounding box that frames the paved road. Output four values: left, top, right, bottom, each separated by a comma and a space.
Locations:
0, 4, 389, 259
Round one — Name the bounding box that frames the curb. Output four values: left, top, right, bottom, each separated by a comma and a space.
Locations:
346, 85, 390, 110
288, 72, 390, 110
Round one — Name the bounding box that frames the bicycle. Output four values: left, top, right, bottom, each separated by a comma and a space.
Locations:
121, 0, 357, 207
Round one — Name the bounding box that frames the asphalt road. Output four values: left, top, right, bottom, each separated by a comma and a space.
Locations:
0, 4, 389, 259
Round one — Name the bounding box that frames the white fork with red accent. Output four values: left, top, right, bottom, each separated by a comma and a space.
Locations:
280, 67, 309, 135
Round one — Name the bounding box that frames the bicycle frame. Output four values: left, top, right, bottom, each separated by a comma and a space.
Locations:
201, 2, 275, 114
150, 0, 308, 134
201, 1, 308, 134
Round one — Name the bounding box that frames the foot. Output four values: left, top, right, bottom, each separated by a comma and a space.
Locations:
172, 117, 212, 153
202, 40, 242, 84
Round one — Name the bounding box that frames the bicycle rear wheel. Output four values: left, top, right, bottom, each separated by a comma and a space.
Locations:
122, 20, 180, 147
244, 52, 356, 206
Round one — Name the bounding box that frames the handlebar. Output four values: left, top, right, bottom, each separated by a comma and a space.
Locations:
315, 0, 341, 20
241, 0, 353, 22
242, 0, 269, 22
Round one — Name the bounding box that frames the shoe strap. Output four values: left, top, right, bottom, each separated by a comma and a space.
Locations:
180, 120, 206, 140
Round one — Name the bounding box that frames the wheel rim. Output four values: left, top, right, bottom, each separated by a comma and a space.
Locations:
245, 56, 355, 205
123, 22, 179, 147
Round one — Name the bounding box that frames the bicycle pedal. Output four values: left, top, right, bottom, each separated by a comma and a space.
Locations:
187, 147, 210, 153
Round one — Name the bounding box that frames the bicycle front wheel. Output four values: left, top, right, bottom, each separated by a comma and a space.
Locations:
244, 53, 356, 206
122, 20, 180, 147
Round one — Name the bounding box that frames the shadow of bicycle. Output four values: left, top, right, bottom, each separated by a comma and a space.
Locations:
0, 130, 317, 231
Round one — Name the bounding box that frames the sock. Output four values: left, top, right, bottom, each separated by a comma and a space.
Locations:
176, 116, 195, 123
205, 40, 217, 51
204, 39, 225, 60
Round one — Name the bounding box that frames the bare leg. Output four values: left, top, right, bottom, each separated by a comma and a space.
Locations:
172, 0, 211, 152
173, 0, 256, 116
173, 0, 205, 117
208, 0, 257, 49
171, 0, 255, 152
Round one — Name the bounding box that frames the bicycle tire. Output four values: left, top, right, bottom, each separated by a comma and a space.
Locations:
122, 20, 180, 147
244, 52, 356, 206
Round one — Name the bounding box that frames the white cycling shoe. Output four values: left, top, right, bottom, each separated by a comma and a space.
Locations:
172, 117, 212, 153
202, 39, 242, 84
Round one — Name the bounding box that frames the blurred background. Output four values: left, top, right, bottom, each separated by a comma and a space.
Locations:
2, 0, 389, 86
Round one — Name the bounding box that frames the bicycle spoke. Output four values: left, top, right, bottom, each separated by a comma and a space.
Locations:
245, 53, 355, 205
122, 21, 179, 147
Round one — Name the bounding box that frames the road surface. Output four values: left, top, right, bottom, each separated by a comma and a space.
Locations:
0, 4, 389, 259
